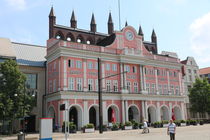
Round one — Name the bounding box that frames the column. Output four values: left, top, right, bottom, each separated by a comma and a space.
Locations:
178, 71, 182, 95
121, 100, 125, 123
169, 103, 172, 120
103, 101, 108, 124
181, 102, 186, 120
167, 70, 170, 95
143, 67, 146, 91
155, 68, 159, 94
140, 65, 144, 92
63, 59, 67, 90
83, 100, 88, 125
58, 60, 61, 91
145, 101, 148, 120
83, 60, 88, 91
141, 101, 145, 120
156, 102, 161, 122
125, 100, 128, 122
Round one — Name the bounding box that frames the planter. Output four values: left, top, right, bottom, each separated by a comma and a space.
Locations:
163, 124, 168, 128
181, 123, 186, 126
124, 126, 132, 130
85, 128, 95, 133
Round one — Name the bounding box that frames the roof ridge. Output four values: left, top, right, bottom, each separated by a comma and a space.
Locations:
12, 42, 46, 48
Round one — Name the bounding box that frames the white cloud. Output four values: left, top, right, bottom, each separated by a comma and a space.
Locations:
5, 0, 26, 10
190, 12, 210, 67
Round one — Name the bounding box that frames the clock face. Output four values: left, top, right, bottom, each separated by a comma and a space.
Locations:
125, 31, 134, 41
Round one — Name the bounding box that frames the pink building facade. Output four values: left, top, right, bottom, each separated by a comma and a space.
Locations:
46, 8, 186, 130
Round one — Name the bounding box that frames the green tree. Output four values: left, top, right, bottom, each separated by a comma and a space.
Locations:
189, 78, 210, 114
0, 59, 35, 134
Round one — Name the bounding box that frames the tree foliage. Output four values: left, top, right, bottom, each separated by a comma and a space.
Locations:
0, 59, 34, 122
189, 78, 210, 114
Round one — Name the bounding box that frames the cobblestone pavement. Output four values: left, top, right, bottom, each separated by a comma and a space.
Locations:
1, 124, 210, 140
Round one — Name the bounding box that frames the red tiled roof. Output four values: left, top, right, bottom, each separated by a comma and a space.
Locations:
181, 60, 187, 64
199, 67, 210, 75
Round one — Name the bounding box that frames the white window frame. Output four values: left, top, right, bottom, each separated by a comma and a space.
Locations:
106, 63, 110, 71
106, 80, 111, 92
76, 78, 82, 91
158, 85, 162, 94
113, 80, 118, 92
68, 59, 74, 68
164, 85, 168, 94
53, 79, 56, 92
88, 62, 93, 69
68, 77, 74, 90
126, 81, 131, 92
95, 79, 98, 91
125, 65, 130, 72
175, 86, 179, 95
88, 79, 93, 91
134, 82, 138, 93
112, 64, 117, 71
146, 83, 150, 94
151, 84, 156, 94
171, 85, 174, 94
76, 60, 82, 68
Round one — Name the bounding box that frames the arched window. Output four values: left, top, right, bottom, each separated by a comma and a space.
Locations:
76, 35, 84, 43
66, 32, 75, 42
55, 31, 64, 40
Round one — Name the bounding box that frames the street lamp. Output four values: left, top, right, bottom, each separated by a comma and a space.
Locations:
97, 58, 127, 134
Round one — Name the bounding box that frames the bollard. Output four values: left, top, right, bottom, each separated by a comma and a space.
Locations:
18, 132, 25, 140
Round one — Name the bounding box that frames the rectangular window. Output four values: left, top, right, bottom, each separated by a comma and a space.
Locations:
188, 69, 191, 73
194, 70, 197, 74
95, 79, 98, 91
88, 79, 93, 91
53, 79, 56, 92
171, 85, 174, 94
76, 78, 82, 91
189, 75, 192, 81
88, 62, 93, 69
151, 84, 156, 94
76, 60, 82, 68
106, 63, 110, 71
174, 72, 177, 77
134, 82, 138, 93
54, 62, 56, 71
126, 81, 131, 92
133, 66, 137, 73
106, 80, 111, 92
49, 80, 52, 93
164, 85, 168, 94
112, 64, 117, 71
157, 69, 160, 76
146, 83, 150, 94
113, 80, 118, 92
175, 86, 179, 95
95, 62, 98, 70
68, 77, 74, 90
68, 59, 74, 67
25, 74, 37, 89
158, 85, 162, 94
125, 65, 130, 72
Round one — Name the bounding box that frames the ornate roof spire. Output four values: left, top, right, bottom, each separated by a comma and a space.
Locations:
49, 6, 55, 17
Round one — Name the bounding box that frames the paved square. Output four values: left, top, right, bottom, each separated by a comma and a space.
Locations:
2, 124, 210, 140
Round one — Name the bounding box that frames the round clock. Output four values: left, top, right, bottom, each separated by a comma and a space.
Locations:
125, 31, 134, 41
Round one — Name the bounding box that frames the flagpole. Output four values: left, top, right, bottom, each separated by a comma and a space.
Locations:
118, 0, 121, 30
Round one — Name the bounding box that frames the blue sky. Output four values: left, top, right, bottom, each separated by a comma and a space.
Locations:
0, 0, 210, 68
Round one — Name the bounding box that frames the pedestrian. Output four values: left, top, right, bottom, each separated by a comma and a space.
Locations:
142, 119, 149, 134
167, 119, 176, 140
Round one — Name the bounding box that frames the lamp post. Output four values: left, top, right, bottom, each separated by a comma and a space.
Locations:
97, 58, 127, 134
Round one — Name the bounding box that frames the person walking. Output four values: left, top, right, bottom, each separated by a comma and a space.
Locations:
142, 119, 149, 134
167, 119, 176, 140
